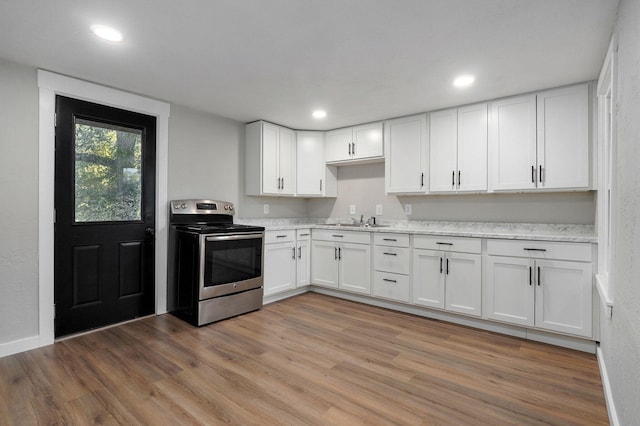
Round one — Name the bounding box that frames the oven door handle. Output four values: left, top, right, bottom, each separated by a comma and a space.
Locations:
205, 233, 264, 242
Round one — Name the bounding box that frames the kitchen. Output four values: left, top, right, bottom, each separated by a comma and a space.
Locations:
0, 0, 638, 424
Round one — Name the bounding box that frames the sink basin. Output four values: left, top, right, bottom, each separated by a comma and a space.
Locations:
323, 223, 389, 228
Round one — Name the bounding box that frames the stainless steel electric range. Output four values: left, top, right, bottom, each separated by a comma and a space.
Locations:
168, 199, 264, 326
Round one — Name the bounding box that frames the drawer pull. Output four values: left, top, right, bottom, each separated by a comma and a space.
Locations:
276, 235, 287, 238
299, 233, 310, 236
383, 238, 397, 242
524, 248, 547, 252
332, 234, 344, 238
383, 278, 397, 283
383, 252, 397, 256
436, 242, 453, 246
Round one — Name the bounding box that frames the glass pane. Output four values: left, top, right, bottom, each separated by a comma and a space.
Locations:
74, 118, 143, 222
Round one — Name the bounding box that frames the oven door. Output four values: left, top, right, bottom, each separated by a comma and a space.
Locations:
199, 232, 264, 299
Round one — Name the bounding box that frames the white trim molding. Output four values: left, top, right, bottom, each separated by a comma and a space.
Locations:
597, 345, 620, 426
34, 70, 170, 353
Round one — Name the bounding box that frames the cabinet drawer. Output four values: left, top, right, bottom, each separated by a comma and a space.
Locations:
296, 229, 311, 240
373, 271, 410, 303
374, 246, 410, 274
413, 235, 481, 254
312, 229, 371, 244
265, 230, 295, 244
373, 233, 410, 248
486, 239, 592, 262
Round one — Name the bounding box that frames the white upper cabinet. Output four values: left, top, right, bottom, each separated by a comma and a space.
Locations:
245, 121, 296, 196
457, 103, 488, 192
385, 114, 428, 194
325, 122, 384, 164
489, 95, 537, 191
537, 84, 590, 189
429, 108, 458, 192
296, 131, 337, 197
489, 83, 591, 192
430, 104, 488, 193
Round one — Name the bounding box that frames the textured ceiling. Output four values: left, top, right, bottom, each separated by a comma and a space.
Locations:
0, 0, 619, 129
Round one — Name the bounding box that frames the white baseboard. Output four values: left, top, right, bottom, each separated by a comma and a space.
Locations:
0, 335, 46, 358
597, 345, 620, 426
263, 287, 309, 305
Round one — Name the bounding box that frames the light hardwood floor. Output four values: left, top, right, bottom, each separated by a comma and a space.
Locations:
0, 293, 608, 425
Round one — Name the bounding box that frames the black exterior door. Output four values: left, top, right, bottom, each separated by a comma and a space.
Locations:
54, 96, 156, 337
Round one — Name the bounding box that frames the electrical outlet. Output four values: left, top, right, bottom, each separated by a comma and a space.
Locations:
376, 204, 383, 215
263, 204, 269, 214
349, 205, 356, 215
404, 204, 412, 215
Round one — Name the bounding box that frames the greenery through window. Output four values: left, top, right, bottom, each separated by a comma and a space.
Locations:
74, 119, 143, 222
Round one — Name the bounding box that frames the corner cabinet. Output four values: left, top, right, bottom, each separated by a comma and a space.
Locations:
325, 122, 384, 164
488, 83, 591, 192
296, 131, 337, 197
385, 114, 429, 194
429, 103, 488, 193
484, 239, 593, 338
245, 121, 296, 196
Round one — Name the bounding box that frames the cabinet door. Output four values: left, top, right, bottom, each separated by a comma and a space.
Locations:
412, 249, 445, 309
311, 240, 339, 288
339, 243, 371, 294
489, 95, 537, 191
445, 253, 482, 317
325, 128, 352, 163
429, 109, 458, 193
262, 122, 281, 194
485, 256, 534, 327
385, 114, 427, 194
352, 122, 383, 160
537, 84, 590, 190
296, 239, 310, 288
296, 131, 324, 196
535, 259, 592, 337
457, 103, 488, 192
278, 127, 296, 195
263, 242, 296, 296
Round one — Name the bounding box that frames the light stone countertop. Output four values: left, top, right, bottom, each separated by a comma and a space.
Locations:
236, 218, 596, 243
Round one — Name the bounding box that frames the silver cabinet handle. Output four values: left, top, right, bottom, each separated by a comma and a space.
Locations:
299, 233, 310, 237
281, 177, 284, 190
348, 143, 351, 156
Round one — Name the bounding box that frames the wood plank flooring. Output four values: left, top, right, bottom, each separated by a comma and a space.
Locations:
0, 293, 608, 425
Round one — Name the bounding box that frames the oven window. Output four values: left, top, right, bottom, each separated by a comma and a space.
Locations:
203, 237, 262, 287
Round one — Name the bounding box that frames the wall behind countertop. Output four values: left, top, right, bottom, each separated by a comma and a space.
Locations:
307, 162, 596, 224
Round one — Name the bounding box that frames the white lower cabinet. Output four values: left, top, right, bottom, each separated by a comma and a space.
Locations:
311, 230, 371, 294
373, 233, 411, 302
485, 240, 593, 338
412, 235, 482, 317
264, 229, 311, 297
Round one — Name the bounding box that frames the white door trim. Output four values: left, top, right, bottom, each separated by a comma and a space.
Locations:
37, 70, 170, 348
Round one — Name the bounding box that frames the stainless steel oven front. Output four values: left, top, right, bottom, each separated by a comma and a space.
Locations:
198, 231, 264, 299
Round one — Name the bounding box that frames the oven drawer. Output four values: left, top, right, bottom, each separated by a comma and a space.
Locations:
265, 229, 295, 244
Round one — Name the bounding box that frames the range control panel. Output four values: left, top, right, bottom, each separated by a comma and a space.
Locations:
170, 199, 235, 215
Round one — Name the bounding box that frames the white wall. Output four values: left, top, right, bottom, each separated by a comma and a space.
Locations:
308, 162, 596, 224
599, 0, 640, 423
168, 104, 307, 218
0, 60, 39, 344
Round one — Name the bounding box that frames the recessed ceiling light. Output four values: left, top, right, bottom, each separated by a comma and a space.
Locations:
90, 25, 124, 42
312, 110, 327, 119
453, 75, 475, 88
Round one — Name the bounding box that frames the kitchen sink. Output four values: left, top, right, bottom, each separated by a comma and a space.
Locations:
323, 223, 389, 228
